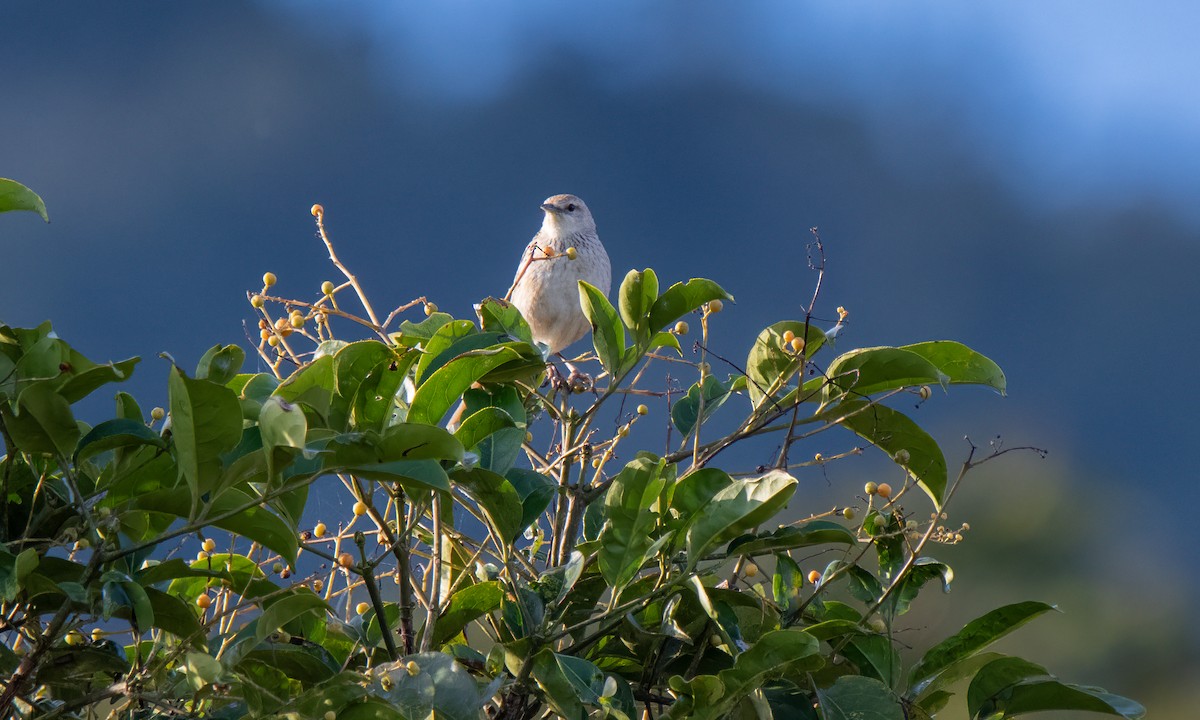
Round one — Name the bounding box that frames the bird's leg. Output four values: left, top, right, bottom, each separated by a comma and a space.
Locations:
558, 353, 595, 394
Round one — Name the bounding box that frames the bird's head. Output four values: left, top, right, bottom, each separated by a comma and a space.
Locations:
540, 194, 595, 235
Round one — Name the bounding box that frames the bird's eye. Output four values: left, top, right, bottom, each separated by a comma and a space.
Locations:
566, 203, 576, 212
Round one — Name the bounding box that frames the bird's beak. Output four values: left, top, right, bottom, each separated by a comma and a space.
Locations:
541, 203, 562, 214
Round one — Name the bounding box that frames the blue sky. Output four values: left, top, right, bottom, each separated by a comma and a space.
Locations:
270, 0, 1200, 223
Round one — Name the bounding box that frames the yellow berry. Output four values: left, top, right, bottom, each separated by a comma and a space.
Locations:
865, 482, 879, 496
290, 313, 305, 329
837, 306, 848, 318
636, 404, 649, 416
267, 336, 281, 347
311, 204, 324, 217
877, 483, 893, 499
565, 246, 578, 260
524, 431, 533, 443
251, 294, 265, 308
263, 272, 277, 287
196, 551, 209, 562
313, 579, 324, 593
202, 538, 216, 553
842, 507, 855, 520
196, 594, 212, 609
91, 628, 104, 642
356, 602, 370, 615
674, 321, 689, 335
353, 501, 367, 516
150, 407, 165, 421
744, 563, 758, 578
782, 330, 796, 344
321, 280, 335, 295
707, 299, 724, 313
807, 570, 822, 584
65, 630, 84, 646
790, 337, 806, 353
591, 458, 602, 469
324, 712, 336, 720
313, 522, 327, 538
814, 452, 825, 463
338, 552, 354, 569
424, 302, 438, 316
406, 660, 420, 676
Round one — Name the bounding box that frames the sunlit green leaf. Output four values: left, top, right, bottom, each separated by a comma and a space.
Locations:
195, 344, 245, 385
599, 454, 670, 592
901, 341, 1006, 396
824, 399, 947, 506
169, 366, 243, 506
432, 580, 503, 647
671, 374, 745, 437
746, 320, 827, 411
0, 178, 49, 221
580, 280, 626, 375
727, 520, 857, 556
686, 470, 797, 564
408, 347, 522, 425
648, 278, 733, 334
822, 346, 944, 405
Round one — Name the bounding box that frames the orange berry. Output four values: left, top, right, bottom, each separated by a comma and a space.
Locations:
782, 330, 796, 344
338, 553, 354, 569
876, 483, 893, 499
196, 594, 212, 609
807, 570, 822, 584
310, 204, 324, 217
790, 337, 805, 353
355, 602, 370, 615
353, 501, 367, 516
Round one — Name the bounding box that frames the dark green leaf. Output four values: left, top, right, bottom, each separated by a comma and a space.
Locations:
374, 652, 489, 720
239, 641, 340, 684
478, 296, 536, 347
506, 467, 557, 535
392, 312, 454, 344
0, 177, 49, 221
671, 374, 744, 437
598, 455, 669, 592
256, 588, 330, 645
135, 487, 299, 562
337, 459, 451, 494
169, 366, 243, 505
886, 557, 952, 620
727, 520, 857, 556
976, 675, 1145, 719
532, 649, 606, 719
967, 656, 1051, 718
4, 381, 79, 455
196, 344, 245, 385
814, 676, 904, 720
461, 385, 525, 474
453, 468, 524, 544
73, 418, 165, 465
408, 347, 522, 425
686, 470, 797, 564
432, 580, 503, 647
413, 320, 478, 383
908, 601, 1057, 691
825, 399, 948, 506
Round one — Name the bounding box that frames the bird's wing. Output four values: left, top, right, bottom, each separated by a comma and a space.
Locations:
504, 236, 541, 301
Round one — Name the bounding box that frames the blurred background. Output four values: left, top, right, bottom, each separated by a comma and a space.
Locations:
3, 1, 1196, 712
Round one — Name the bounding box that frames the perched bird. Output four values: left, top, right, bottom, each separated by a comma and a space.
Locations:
506, 194, 611, 355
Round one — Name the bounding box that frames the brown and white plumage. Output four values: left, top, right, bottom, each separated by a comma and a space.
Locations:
506, 194, 611, 355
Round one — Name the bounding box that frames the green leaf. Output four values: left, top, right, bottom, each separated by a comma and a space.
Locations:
144, 586, 205, 644
910, 652, 1006, 704
461, 385, 525, 474
726, 520, 857, 556
255, 588, 330, 645
598, 455, 670, 593
408, 347, 521, 425
56, 356, 140, 404
648, 330, 683, 356
974, 674, 1145, 719
771, 553, 805, 616
967, 656, 1052, 718
168, 366, 243, 506
0, 178, 49, 221
908, 601, 1058, 691
431, 580, 503, 647
325, 424, 464, 466
275, 354, 335, 419
453, 468, 524, 544
618, 268, 659, 346
666, 629, 821, 720
506, 467, 557, 536
413, 320, 478, 383
901, 341, 1006, 396
195, 344, 245, 385
886, 557, 952, 620
73, 418, 165, 465
478, 296, 536, 347
580, 280, 626, 375
135, 487, 299, 563
239, 641, 339, 684
532, 649, 607, 719
686, 470, 797, 564
671, 374, 744, 437
746, 321, 827, 410
393, 312, 454, 344
670, 467, 734, 519
822, 346, 945, 404
337, 459, 451, 494
648, 278, 733, 334
814, 676, 904, 720
352, 352, 417, 433
259, 396, 308, 452
4, 381, 79, 455
825, 399, 948, 506
843, 634, 902, 687
373, 653, 488, 720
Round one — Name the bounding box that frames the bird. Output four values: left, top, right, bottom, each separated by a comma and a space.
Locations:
506, 194, 611, 356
